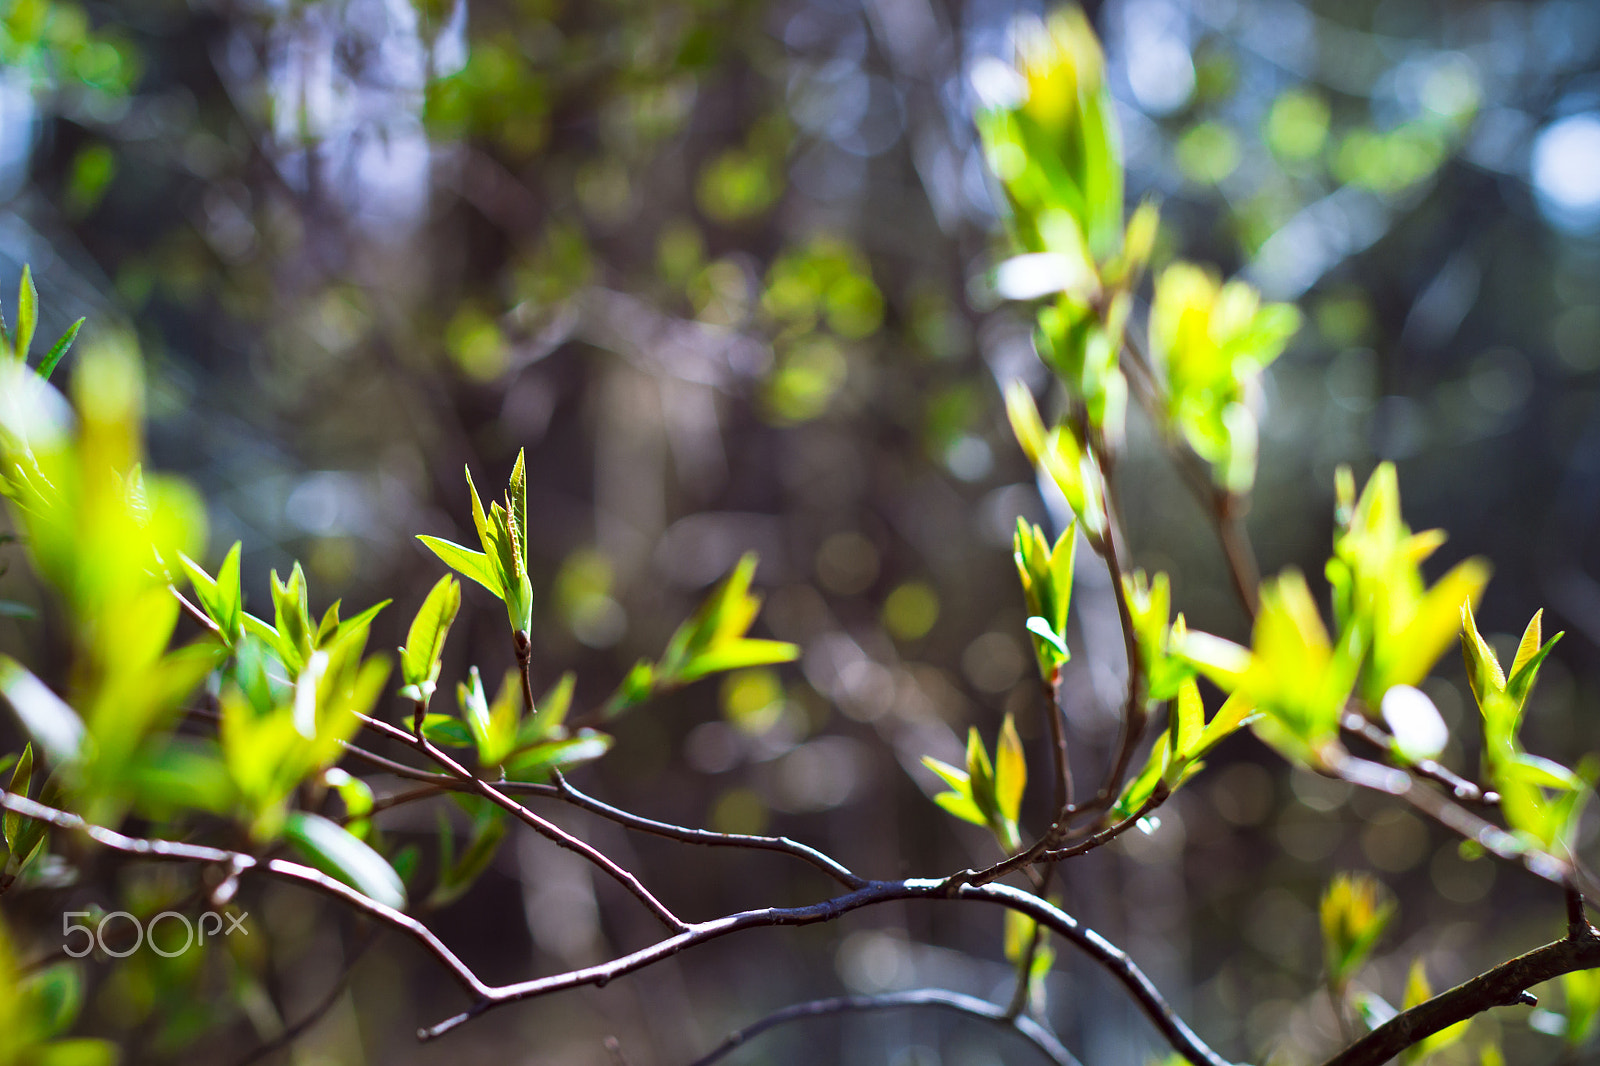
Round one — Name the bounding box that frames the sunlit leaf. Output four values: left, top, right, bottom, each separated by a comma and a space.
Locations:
995, 713, 1027, 825
36, 318, 84, 382
285, 810, 407, 911
417, 535, 502, 598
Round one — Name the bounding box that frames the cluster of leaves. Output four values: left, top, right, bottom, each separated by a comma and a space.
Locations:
923, 715, 1028, 852
0, 283, 800, 1036
1178, 463, 1487, 773
1461, 606, 1586, 857
979, 7, 1298, 500
1318, 872, 1472, 1061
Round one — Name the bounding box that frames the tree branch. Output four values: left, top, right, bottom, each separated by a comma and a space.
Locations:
1320, 930, 1600, 1066
356, 713, 688, 933
549, 770, 865, 889
685, 988, 1082, 1066
0, 790, 1236, 1065
0, 790, 492, 1001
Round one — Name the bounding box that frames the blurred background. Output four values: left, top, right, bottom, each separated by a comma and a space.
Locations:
5, 0, 1600, 1062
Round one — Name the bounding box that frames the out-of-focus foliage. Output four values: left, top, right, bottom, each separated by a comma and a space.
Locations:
2, 0, 1600, 1061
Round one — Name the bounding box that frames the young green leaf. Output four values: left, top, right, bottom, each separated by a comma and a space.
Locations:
421, 713, 474, 748
36, 318, 84, 382
1320, 872, 1394, 992
503, 729, 614, 781
284, 810, 407, 911
3, 742, 33, 849
417, 535, 502, 598
679, 638, 800, 682
21, 962, 83, 1040
400, 574, 461, 700
428, 807, 508, 908
995, 713, 1027, 826
922, 755, 988, 827
14, 265, 37, 364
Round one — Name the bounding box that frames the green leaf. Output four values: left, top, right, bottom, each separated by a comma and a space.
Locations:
4, 742, 33, 848
417, 535, 502, 598
679, 638, 800, 682
284, 810, 407, 910
15, 264, 37, 364
1401, 959, 1469, 1063
1172, 676, 1203, 758
481, 669, 521, 767
1459, 602, 1505, 709
36, 318, 84, 382
457, 667, 491, 753
1510, 609, 1545, 681
1382, 558, 1491, 693
995, 713, 1027, 825
401, 574, 461, 693
1507, 752, 1581, 791
1508, 629, 1563, 707
22, 962, 83, 1039
0, 656, 86, 766
503, 729, 614, 781
421, 714, 474, 748
604, 660, 656, 717
922, 755, 987, 828
270, 564, 312, 672
965, 727, 999, 826
508, 448, 528, 576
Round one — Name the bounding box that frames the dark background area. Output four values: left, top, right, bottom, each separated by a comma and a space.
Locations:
5, 0, 1600, 1062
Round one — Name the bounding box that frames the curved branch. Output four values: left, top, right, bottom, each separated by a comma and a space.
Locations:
0, 791, 491, 1001
1321, 927, 1599, 1066
549, 771, 865, 889
685, 988, 1082, 1066
0, 790, 1234, 1066
421, 879, 1241, 1066
356, 713, 687, 933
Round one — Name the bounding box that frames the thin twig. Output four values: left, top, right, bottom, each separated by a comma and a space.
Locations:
0, 790, 1238, 1066
356, 713, 687, 932
686, 988, 1082, 1066
0, 790, 492, 1001
1326, 751, 1576, 888
1042, 674, 1073, 825
550, 771, 865, 889
1339, 711, 1498, 806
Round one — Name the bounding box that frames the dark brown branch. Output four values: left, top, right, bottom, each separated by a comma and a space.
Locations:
1042, 674, 1073, 824
1086, 486, 1148, 814
356, 713, 688, 932
0, 790, 1233, 1066
1320, 931, 1599, 1066
0, 791, 492, 1001
685, 988, 1082, 1066
421, 879, 1241, 1066
549, 771, 865, 889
